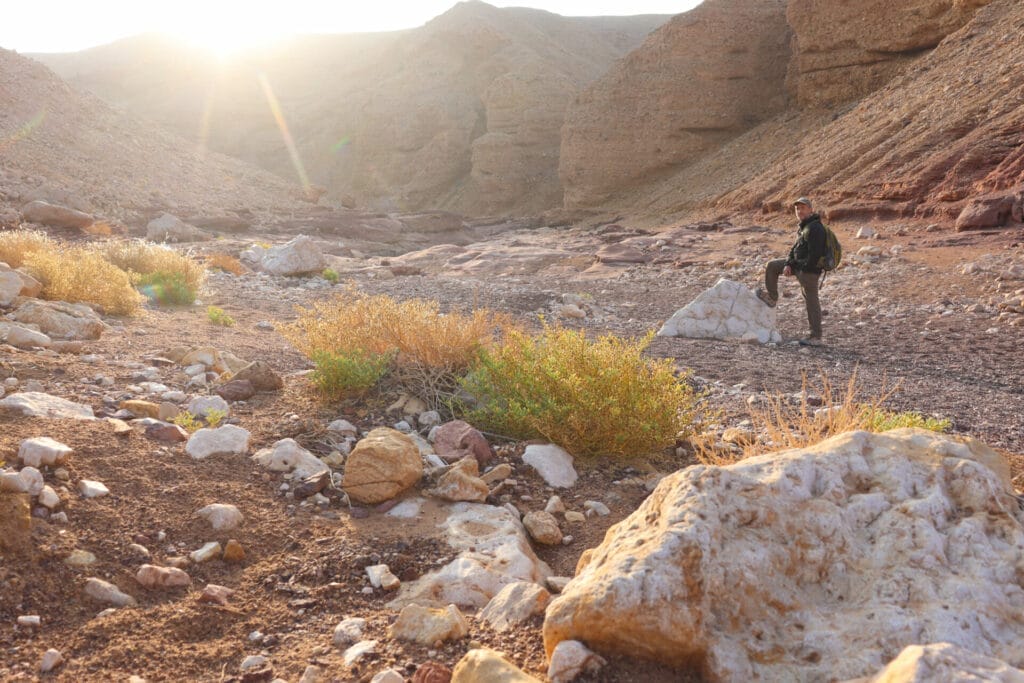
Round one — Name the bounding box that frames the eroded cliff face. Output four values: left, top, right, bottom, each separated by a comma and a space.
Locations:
559, 0, 791, 210
786, 0, 992, 107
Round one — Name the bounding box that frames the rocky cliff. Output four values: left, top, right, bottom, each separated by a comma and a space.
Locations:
559, 0, 791, 210
35, 2, 667, 217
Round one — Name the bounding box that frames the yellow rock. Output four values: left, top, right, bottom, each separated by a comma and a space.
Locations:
222, 539, 246, 563
342, 428, 423, 504
451, 649, 541, 683
119, 400, 160, 419
389, 603, 468, 646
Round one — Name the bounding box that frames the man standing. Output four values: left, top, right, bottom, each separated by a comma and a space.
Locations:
757, 197, 827, 346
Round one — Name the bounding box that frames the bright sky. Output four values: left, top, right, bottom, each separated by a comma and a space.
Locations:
1, 1, 701, 54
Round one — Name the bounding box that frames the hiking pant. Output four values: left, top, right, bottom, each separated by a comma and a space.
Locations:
765, 259, 823, 339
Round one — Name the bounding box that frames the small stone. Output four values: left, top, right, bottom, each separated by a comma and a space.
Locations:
17, 466, 44, 495
84, 578, 136, 606
547, 640, 606, 683
564, 511, 585, 523
18, 436, 73, 468
371, 670, 405, 683
544, 495, 566, 515
481, 463, 513, 485
7, 325, 52, 349
522, 444, 577, 488
333, 617, 367, 647
450, 649, 537, 682
418, 411, 441, 428
479, 582, 551, 632
17, 615, 41, 627
198, 584, 235, 605
223, 540, 246, 563
232, 360, 284, 391
120, 399, 161, 419
128, 543, 151, 559
195, 503, 244, 531
327, 419, 358, 436
158, 402, 181, 421
187, 395, 230, 419
79, 479, 110, 498
389, 603, 469, 645
145, 422, 189, 442
523, 511, 563, 545
366, 564, 396, 589
189, 542, 222, 563
431, 456, 489, 503
583, 500, 611, 517
215, 379, 256, 402
136, 564, 192, 589
186, 425, 250, 460
545, 576, 572, 594
38, 485, 61, 509
40, 648, 64, 673
240, 655, 268, 671
298, 665, 323, 683
343, 640, 378, 667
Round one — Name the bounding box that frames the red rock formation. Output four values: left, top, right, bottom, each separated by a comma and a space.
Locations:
559, 0, 791, 210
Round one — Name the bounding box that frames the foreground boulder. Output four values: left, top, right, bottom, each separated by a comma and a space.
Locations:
657, 278, 781, 344
8, 299, 108, 340
0, 262, 41, 306
846, 642, 1024, 683
451, 649, 540, 683
342, 428, 422, 504
0, 393, 94, 420
253, 235, 325, 276
543, 429, 1024, 681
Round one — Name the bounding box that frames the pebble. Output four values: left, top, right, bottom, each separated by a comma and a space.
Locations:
17, 615, 41, 627
584, 500, 611, 517
371, 670, 405, 683
19, 466, 44, 495
298, 665, 322, 683
544, 495, 566, 514
38, 485, 61, 509
128, 543, 151, 559
40, 648, 64, 673
223, 540, 246, 563
333, 617, 367, 647
195, 503, 244, 531
189, 542, 223, 563
248, 631, 264, 642
18, 437, 73, 468
342, 640, 378, 666
65, 549, 97, 567
84, 578, 136, 606
199, 584, 235, 605
240, 655, 268, 671
78, 479, 110, 498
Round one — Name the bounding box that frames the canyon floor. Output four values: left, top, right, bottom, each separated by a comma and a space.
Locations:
1, 217, 1022, 682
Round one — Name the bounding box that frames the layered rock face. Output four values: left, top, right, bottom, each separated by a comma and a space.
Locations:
543, 429, 1024, 682
559, 0, 791, 209
787, 0, 991, 108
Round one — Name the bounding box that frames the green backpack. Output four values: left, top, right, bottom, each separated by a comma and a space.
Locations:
819, 224, 842, 271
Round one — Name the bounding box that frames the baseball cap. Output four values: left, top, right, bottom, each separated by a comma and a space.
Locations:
793, 197, 812, 208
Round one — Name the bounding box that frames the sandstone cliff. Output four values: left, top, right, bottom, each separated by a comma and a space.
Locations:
36, 2, 666, 216
559, 0, 791, 210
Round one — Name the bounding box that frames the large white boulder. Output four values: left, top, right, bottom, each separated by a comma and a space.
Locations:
0, 392, 94, 420
390, 503, 551, 610
657, 278, 781, 344
18, 437, 73, 468
7, 300, 108, 340
543, 429, 1024, 682
257, 235, 325, 276
186, 425, 250, 460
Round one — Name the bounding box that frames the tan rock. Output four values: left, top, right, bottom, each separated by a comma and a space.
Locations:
342, 428, 423, 504
120, 399, 161, 419
543, 429, 1024, 681
845, 642, 1024, 683
721, 427, 754, 446
479, 582, 550, 632
481, 463, 512, 485
21, 200, 94, 229
522, 511, 562, 545
547, 640, 606, 683
222, 540, 246, 563
389, 603, 469, 646
8, 300, 108, 340
432, 456, 489, 503
198, 584, 234, 605
431, 420, 493, 465
135, 564, 191, 589
231, 360, 283, 391
451, 649, 540, 683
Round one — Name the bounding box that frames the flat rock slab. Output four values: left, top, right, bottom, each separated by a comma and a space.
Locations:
0, 392, 95, 420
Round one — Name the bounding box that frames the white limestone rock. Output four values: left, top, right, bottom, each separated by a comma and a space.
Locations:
479, 581, 551, 632
195, 503, 244, 531
186, 425, 250, 460
186, 395, 230, 419
8, 299, 108, 340
333, 617, 367, 647
257, 235, 325, 276
251, 438, 328, 479
543, 429, 1024, 681
845, 642, 1024, 683
390, 503, 551, 610
548, 641, 606, 683
657, 278, 782, 344
522, 444, 577, 488
6, 325, 51, 349
0, 392, 95, 420
17, 466, 44, 495
389, 603, 469, 645
84, 578, 136, 607
18, 437, 73, 468
78, 479, 109, 498
39, 648, 64, 673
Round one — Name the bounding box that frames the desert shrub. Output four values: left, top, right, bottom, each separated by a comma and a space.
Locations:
695, 371, 951, 466
322, 267, 339, 283
284, 288, 509, 406
207, 306, 235, 327
99, 240, 205, 304
207, 252, 246, 275
172, 412, 202, 433
204, 409, 227, 428
460, 326, 703, 458
23, 246, 143, 315
136, 271, 196, 305
310, 349, 395, 399
0, 229, 54, 268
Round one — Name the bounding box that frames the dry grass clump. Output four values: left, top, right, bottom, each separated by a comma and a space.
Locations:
462, 326, 704, 458
695, 371, 951, 466
207, 252, 246, 275
98, 240, 206, 305
0, 229, 55, 268
283, 287, 509, 403
24, 246, 143, 315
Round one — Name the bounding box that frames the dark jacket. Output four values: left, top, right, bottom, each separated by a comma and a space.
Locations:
787, 213, 827, 274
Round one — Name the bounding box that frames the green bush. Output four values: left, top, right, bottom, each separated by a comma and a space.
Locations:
859, 407, 951, 433
460, 325, 704, 458
137, 271, 196, 305
207, 306, 235, 327
322, 267, 339, 283
310, 349, 395, 399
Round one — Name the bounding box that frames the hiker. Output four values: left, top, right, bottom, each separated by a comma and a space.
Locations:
757, 197, 827, 346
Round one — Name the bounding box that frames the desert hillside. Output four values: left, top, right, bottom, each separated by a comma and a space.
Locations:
35, 2, 668, 217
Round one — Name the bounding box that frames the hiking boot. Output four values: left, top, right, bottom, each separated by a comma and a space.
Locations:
798, 337, 824, 347
755, 288, 777, 308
